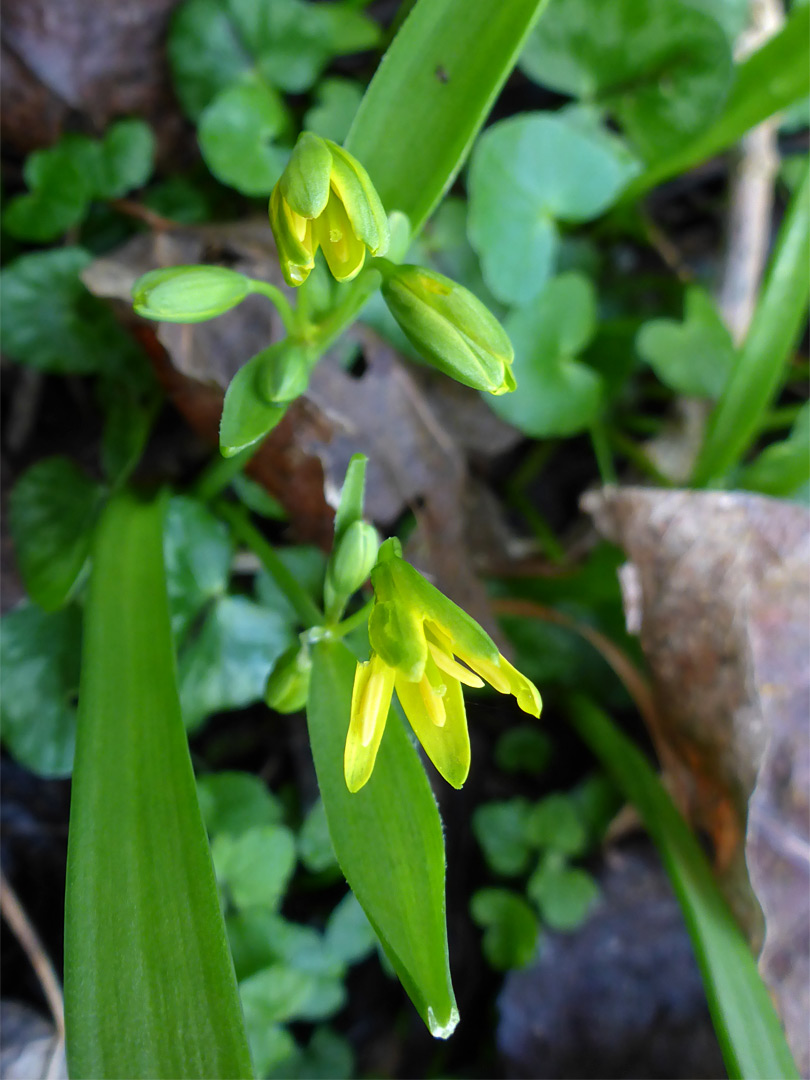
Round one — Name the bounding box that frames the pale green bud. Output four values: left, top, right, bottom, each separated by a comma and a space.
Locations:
265, 645, 311, 714
132, 265, 251, 323
269, 132, 389, 287
326, 519, 379, 617
380, 264, 516, 395
256, 342, 311, 404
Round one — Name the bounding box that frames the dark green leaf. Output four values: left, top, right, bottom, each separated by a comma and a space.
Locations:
299, 798, 339, 874
567, 694, 800, 1079
197, 770, 285, 836
0, 604, 81, 777
526, 794, 588, 856
0, 247, 143, 374
738, 404, 810, 498
212, 823, 297, 909
220, 351, 289, 458
94, 119, 156, 199
636, 286, 735, 398
527, 856, 600, 930
520, 0, 733, 160
3, 141, 94, 241
231, 474, 288, 519
495, 725, 552, 775
472, 798, 534, 876
490, 273, 602, 437
178, 595, 294, 730
9, 457, 104, 611
163, 495, 232, 638
307, 639, 458, 1038
64, 492, 252, 1079
469, 114, 637, 304
304, 78, 364, 143
470, 888, 539, 970
199, 77, 290, 195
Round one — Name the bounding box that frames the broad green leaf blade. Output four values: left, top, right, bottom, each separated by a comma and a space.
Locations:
64, 492, 253, 1080
628, 6, 810, 197
8, 456, 104, 611
567, 695, 799, 1080
693, 159, 810, 486
306, 639, 458, 1038
346, 0, 548, 235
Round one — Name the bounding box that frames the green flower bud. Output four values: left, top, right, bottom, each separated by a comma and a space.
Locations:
132, 265, 251, 323
326, 519, 379, 617
265, 645, 311, 714
256, 342, 311, 404
380, 264, 516, 395
269, 132, 389, 287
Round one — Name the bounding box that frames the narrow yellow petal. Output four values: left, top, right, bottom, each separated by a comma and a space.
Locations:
453, 647, 542, 717
428, 640, 484, 688
395, 673, 470, 789
453, 647, 511, 694
316, 192, 366, 282
344, 654, 395, 793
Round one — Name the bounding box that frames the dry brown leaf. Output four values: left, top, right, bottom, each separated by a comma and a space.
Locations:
583, 485, 810, 1072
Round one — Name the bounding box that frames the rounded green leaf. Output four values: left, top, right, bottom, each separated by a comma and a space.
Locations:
472, 799, 534, 877
9, 457, 104, 611
470, 888, 539, 970
212, 824, 297, 910
528, 858, 600, 931
199, 78, 290, 196
526, 794, 588, 856
197, 771, 284, 837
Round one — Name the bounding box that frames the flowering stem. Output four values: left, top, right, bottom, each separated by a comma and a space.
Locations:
193, 446, 257, 503
215, 501, 324, 628
247, 279, 299, 336
307, 269, 382, 353
330, 598, 373, 637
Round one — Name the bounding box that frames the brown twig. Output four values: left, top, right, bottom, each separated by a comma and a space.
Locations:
109, 198, 179, 232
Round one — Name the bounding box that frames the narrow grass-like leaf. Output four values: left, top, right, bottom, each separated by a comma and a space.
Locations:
627, 7, 810, 197
692, 160, 810, 486
64, 492, 253, 1080
567, 694, 799, 1080
346, 0, 548, 235
306, 639, 458, 1038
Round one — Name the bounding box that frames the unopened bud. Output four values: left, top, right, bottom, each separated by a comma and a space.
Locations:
265, 646, 311, 714
256, 342, 311, 404
327, 519, 379, 600
132, 265, 251, 323
380, 264, 516, 395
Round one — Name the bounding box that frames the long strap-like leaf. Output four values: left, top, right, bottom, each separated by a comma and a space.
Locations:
64, 492, 253, 1080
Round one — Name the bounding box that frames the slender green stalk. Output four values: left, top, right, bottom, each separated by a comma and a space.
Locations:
247, 278, 299, 335
216, 501, 324, 628
608, 429, 674, 486
331, 598, 373, 637
692, 162, 810, 486
193, 445, 256, 502
759, 403, 805, 431
589, 420, 618, 485
566, 695, 799, 1080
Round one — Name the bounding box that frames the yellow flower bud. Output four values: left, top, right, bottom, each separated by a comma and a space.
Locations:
380, 265, 516, 395
269, 132, 389, 287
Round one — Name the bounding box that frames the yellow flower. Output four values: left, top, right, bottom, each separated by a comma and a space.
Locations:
344, 540, 541, 793
269, 132, 389, 287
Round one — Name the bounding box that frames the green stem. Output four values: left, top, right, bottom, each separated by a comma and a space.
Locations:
589, 419, 618, 485
307, 269, 382, 353
608, 430, 673, 486
215, 502, 324, 628
193, 446, 256, 503
247, 279, 299, 335
331, 598, 374, 637
692, 161, 810, 487
759, 403, 805, 432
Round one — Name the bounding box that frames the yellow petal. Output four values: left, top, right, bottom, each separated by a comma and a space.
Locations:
454, 647, 542, 717
453, 647, 511, 694
428, 640, 484, 688
315, 192, 366, 282
344, 654, 395, 793
395, 672, 471, 789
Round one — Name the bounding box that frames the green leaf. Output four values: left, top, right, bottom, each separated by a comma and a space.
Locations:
220, 350, 289, 458
470, 888, 539, 970
306, 639, 458, 1038
169, 0, 379, 119
178, 595, 294, 730
472, 798, 534, 876
324, 891, 376, 967
468, 113, 636, 304
693, 160, 810, 485
567, 694, 800, 1080
163, 495, 232, 638
495, 725, 552, 775
240, 965, 316, 1026
94, 119, 155, 199
243, 1023, 297, 1080
345, 0, 547, 236
255, 545, 327, 620
527, 856, 600, 931
9, 457, 104, 611
198, 771, 285, 836
212, 823, 297, 909
232, 474, 288, 520
0, 247, 143, 374
0, 604, 81, 777
299, 798, 339, 874
199, 77, 290, 195
636, 286, 735, 399
304, 78, 364, 143
64, 492, 252, 1080
269, 1028, 354, 1080
520, 0, 733, 160
489, 273, 602, 437
3, 140, 94, 241
629, 6, 810, 196
738, 404, 810, 498
526, 794, 588, 856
